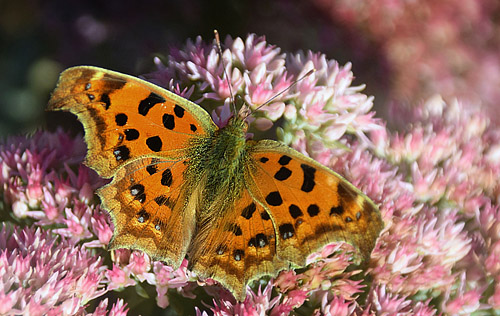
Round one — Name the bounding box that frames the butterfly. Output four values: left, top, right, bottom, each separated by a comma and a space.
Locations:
48, 66, 384, 301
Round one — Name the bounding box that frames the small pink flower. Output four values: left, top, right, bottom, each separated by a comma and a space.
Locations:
0, 289, 21, 314
368, 285, 411, 314
89, 298, 129, 316
105, 264, 136, 291
282, 289, 309, 308
319, 294, 356, 316
445, 290, 482, 315
274, 270, 298, 293
125, 251, 155, 283
152, 260, 190, 307
411, 300, 438, 316
86, 207, 113, 247
488, 283, 500, 310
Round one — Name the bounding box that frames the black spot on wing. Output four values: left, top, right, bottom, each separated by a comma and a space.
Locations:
101, 93, 111, 110
288, 204, 303, 219
265, 191, 283, 206
138, 92, 166, 116
174, 105, 185, 118
154, 195, 172, 207
161, 169, 173, 186
279, 223, 295, 240
241, 203, 256, 220
153, 219, 165, 231
124, 129, 139, 141
113, 145, 130, 161
130, 184, 146, 203
278, 155, 291, 165
248, 233, 268, 248
130, 184, 144, 196
307, 204, 320, 217
146, 163, 157, 175
229, 224, 242, 236
115, 113, 128, 126
163, 113, 175, 130
136, 209, 150, 223
274, 167, 292, 181
233, 249, 244, 261
300, 164, 316, 192
330, 205, 344, 216
146, 136, 162, 152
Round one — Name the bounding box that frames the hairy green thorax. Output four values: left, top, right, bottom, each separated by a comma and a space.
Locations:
186, 116, 251, 210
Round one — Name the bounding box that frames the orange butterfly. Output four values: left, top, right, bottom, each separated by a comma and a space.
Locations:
48, 66, 383, 300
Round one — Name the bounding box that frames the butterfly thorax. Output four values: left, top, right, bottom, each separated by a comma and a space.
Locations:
186, 116, 251, 214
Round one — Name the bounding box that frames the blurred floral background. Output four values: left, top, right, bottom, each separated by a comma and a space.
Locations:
1, 0, 500, 315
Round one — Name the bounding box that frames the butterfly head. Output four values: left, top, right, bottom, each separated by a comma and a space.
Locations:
225, 109, 249, 136
216, 101, 251, 135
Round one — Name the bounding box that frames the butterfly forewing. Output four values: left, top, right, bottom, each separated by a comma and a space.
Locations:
248, 140, 383, 265
48, 66, 216, 178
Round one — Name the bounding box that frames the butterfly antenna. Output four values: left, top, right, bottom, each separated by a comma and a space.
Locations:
214, 30, 237, 114
244, 68, 316, 120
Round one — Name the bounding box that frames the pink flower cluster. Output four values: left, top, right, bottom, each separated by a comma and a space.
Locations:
0, 131, 192, 314
1, 33, 499, 314
0, 225, 105, 315
143, 34, 382, 151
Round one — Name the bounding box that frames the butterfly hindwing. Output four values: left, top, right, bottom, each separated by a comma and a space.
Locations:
188, 188, 288, 301
48, 66, 216, 178
98, 156, 195, 268
248, 140, 383, 266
